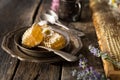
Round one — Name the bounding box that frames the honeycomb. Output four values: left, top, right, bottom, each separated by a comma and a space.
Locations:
22, 23, 43, 48
22, 22, 66, 50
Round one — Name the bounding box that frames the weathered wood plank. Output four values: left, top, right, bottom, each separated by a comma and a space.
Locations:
36, 63, 61, 80
0, 0, 41, 80
13, 0, 61, 80
61, 1, 105, 80
13, 62, 40, 80
90, 0, 120, 79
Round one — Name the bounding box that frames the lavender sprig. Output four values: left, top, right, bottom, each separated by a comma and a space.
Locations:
89, 45, 120, 69
71, 54, 106, 80
71, 45, 114, 80
72, 67, 106, 80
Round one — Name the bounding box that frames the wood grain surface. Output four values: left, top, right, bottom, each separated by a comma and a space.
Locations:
0, 0, 41, 80
0, 0, 105, 80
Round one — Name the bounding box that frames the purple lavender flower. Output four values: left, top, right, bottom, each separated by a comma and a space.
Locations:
89, 45, 101, 57
89, 45, 120, 69
85, 67, 105, 80
89, 67, 101, 79
79, 58, 88, 69
72, 66, 106, 80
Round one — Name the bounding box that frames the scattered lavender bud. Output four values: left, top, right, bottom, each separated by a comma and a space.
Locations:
79, 58, 88, 69
90, 67, 101, 79
89, 45, 101, 57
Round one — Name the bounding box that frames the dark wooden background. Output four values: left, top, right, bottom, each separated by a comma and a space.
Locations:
0, 0, 105, 80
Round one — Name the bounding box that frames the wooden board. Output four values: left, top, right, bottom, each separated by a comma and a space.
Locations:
90, 0, 120, 79
0, 0, 105, 80
0, 0, 41, 80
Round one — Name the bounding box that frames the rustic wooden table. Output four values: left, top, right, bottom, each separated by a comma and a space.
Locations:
0, 0, 105, 80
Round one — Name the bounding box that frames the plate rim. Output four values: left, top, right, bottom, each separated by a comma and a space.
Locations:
1, 27, 83, 63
